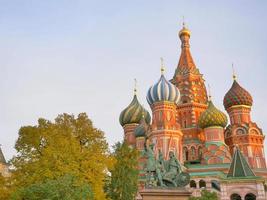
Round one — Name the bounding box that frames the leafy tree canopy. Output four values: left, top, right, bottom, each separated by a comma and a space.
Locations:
11, 113, 113, 200
0, 174, 11, 200
105, 142, 139, 200
11, 174, 93, 200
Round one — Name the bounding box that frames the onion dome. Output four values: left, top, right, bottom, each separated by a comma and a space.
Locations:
179, 22, 191, 38
223, 80, 253, 110
119, 93, 151, 127
147, 60, 180, 106
147, 74, 180, 106
199, 100, 228, 129
134, 116, 149, 138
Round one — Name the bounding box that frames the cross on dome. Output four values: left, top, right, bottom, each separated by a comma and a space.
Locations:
160, 57, 165, 74
134, 78, 137, 95
232, 63, 237, 80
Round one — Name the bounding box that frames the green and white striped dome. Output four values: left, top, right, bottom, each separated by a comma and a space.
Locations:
119, 94, 151, 126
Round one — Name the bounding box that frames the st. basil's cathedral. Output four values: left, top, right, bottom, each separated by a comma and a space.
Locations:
119, 24, 267, 200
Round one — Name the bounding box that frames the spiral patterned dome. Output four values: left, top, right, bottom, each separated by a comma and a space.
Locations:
223, 80, 253, 110
199, 100, 228, 129
119, 94, 151, 127
134, 117, 149, 138
146, 74, 180, 106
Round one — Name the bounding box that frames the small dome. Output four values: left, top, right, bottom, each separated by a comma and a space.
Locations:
146, 74, 180, 106
119, 94, 151, 126
134, 117, 149, 138
223, 80, 253, 110
199, 101, 228, 129
179, 25, 191, 38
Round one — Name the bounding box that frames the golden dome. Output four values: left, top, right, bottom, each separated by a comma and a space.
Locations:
179, 24, 191, 38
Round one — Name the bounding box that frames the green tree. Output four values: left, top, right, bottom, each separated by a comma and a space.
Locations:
11, 113, 113, 200
105, 142, 139, 200
0, 174, 11, 200
11, 174, 93, 200
189, 190, 218, 200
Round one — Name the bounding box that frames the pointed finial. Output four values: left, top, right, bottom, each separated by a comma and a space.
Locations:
160, 57, 165, 74
182, 16, 185, 28
179, 16, 190, 38
134, 78, 137, 95
232, 63, 237, 80
208, 84, 212, 101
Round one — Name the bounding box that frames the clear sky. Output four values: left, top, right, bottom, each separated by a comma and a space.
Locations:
0, 1, 267, 160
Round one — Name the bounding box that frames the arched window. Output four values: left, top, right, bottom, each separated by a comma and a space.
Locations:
230, 193, 241, 200
190, 180, 196, 188
183, 147, 189, 161
199, 180, 206, 188
245, 193, 256, 200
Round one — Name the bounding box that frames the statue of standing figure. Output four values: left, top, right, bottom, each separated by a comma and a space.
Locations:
143, 143, 190, 188
143, 141, 157, 186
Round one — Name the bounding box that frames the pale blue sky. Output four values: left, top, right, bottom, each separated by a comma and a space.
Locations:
0, 1, 267, 160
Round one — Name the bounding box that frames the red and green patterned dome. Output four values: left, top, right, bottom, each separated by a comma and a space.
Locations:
199, 100, 228, 129
223, 80, 253, 110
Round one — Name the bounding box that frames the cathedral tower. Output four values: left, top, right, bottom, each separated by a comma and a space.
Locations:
224, 73, 266, 168
198, 98, 231, 164
147, 63, 183, 162
171, 24, 208, 163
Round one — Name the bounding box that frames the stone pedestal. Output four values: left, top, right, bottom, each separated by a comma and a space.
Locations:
140, 188, 192, 200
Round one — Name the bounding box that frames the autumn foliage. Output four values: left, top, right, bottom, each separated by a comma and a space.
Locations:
1, 113, 114, 200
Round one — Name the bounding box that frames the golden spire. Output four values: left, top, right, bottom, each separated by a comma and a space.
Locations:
232, 63, 237, 80
179, 16, 191, 38
134, 78, 137, 95
160, 57, 165, 75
